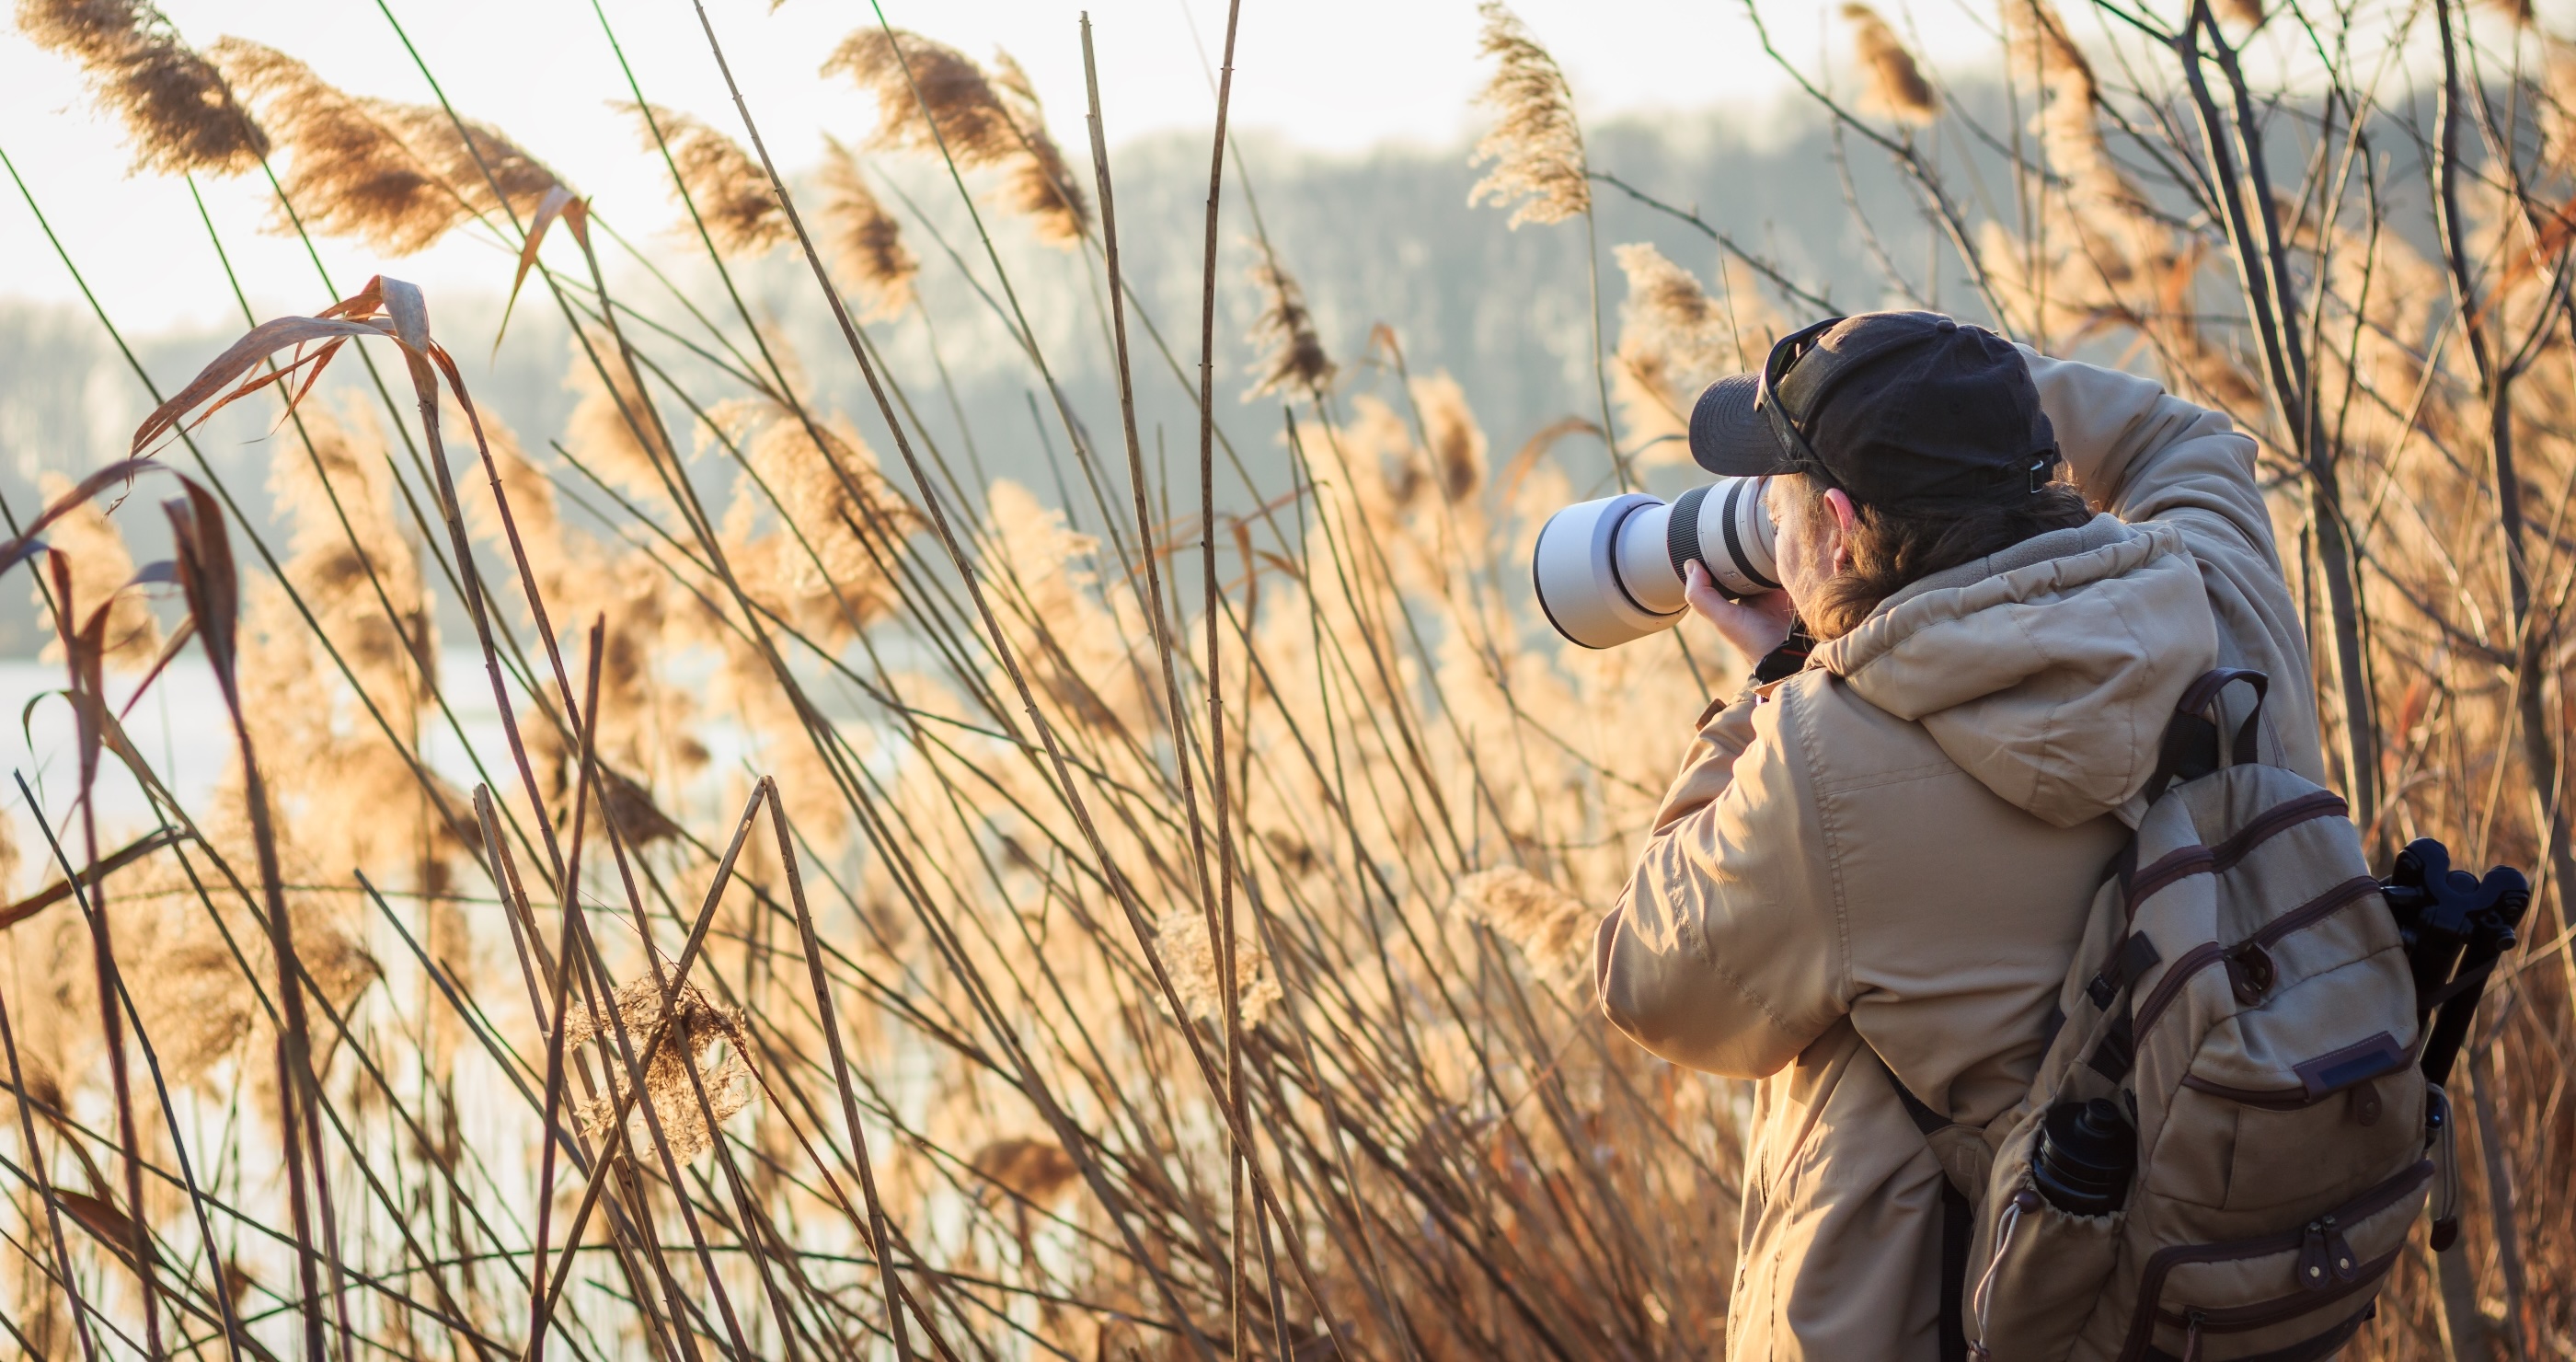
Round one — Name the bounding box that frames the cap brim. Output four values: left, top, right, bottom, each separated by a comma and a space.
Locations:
1688, 374, 1792, 477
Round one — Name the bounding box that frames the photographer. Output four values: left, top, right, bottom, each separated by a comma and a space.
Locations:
1593, 312, 2326, 1359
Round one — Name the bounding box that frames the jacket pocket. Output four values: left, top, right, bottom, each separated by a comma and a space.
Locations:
2111, 1160, 2431, 1362
1970, 1182, 2123, 1362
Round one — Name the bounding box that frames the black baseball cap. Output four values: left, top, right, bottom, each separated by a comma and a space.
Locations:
1687, 311, 2059, 502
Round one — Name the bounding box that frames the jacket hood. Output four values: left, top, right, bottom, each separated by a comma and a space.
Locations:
1813, 514, 2219, 827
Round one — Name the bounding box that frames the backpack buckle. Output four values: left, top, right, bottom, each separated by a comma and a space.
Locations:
2224, 941, 2275, 1005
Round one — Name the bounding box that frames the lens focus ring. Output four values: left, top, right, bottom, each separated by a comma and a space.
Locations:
1666, 484, 1712, 583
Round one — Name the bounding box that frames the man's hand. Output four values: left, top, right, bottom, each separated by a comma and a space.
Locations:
1685, 561, 1796, 670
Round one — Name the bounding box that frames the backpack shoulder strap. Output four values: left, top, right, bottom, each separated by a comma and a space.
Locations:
1870, 1046, 1979, 1362
2139, 667, 2268, 803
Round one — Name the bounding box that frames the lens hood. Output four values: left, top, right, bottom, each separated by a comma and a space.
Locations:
1532, 493, 1682, 649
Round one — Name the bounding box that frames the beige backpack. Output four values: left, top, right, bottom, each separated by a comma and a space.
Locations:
1897, 668, 2525, 1362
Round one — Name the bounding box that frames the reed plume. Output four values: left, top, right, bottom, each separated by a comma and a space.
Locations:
1983, 0, 2179, 349
464, 423, 576, 608
2525, 39, 2576, 179
128, 939, 254, 1085
972, 1136, 1080, 1206
1414, 372, 1488, 504
982, 478, 1151, 736
1455, 867, 1593, 992
720, 406, 913, 645
1151, 902, 1281, 1028
2000, 0, 2133, 222
1843, 4, 1938, 124
17, 0, 266, 174
211, 39, 563, 253
30, 471, 162, 668
1248, 256, 1334, 398
622, 102, 788, 258
267, 408, 430, 706
564, 975, 751, 1162
562, 329, 677, 505
824, 28, 1089, 243
819, 136, 919, 317
1611, 242, 1771, 459
1469, 1, 1590, 227
987, 50, 1088, 243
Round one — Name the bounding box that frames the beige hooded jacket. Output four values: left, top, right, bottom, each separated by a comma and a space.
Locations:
1594, 352, 2329, 1360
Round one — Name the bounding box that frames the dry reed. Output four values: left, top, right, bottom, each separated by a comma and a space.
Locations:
1844, 3, 1940, 124
563, 975, 752, 1162
28, 472, 160, 669
212, 39, 563, 253
1611, 241, 1775, 460
818, 135, 919, 317
824, 27, 1089, 243
623, 101, 789, 258
8, 2, 2576, 1358
1468, 1, 1591, 227
15, 0, 266, 174
1247, 256, 1334, 399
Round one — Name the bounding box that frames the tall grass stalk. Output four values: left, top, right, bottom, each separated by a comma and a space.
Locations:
5, 2, 2576, 1359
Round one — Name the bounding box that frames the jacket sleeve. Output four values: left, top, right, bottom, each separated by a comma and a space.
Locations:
2018, 349, 2328, 784
2020, 347, 2273, 563
1594, 680, 1851, 1079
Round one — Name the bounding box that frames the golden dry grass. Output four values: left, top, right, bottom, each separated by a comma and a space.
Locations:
3, 1, 2573, 1359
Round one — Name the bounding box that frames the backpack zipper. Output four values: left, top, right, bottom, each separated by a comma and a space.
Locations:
2153, 1246, 2397, 1329
2112, 1160, 2431, 1362
2179, 1033, 2409, 1110
2123, 791, 2349, 912
2133, 875, 2381, 1036
2178, 1075, 2345, 1110
2098, 790, 2350, 990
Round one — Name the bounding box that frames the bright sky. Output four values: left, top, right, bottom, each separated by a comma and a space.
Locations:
0, 0, 2005, 332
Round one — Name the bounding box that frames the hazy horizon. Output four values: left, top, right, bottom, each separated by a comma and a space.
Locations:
1, 0, 1972, 329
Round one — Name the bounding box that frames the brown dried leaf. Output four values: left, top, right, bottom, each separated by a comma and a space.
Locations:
0, 828, 183, 932
0, 458, 164, 579
499, 185, 588, 352
54, 1188, 155, 1266
128, 314, 384, 456
162, 479, 239, 708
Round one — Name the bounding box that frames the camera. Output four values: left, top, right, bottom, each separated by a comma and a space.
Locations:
1530, 476, 1779, 649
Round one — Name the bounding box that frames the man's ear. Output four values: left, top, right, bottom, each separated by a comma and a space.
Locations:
1823, 487, 1860, 537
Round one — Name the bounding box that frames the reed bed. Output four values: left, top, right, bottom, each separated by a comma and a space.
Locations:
1, 0, 2572, 1358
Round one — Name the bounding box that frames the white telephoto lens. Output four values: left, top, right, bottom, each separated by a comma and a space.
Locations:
1530, 493, 1684, 649
1531, 477, 1780, 649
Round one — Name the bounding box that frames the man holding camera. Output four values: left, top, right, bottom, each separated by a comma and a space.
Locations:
1593, 312, 2325, 1359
